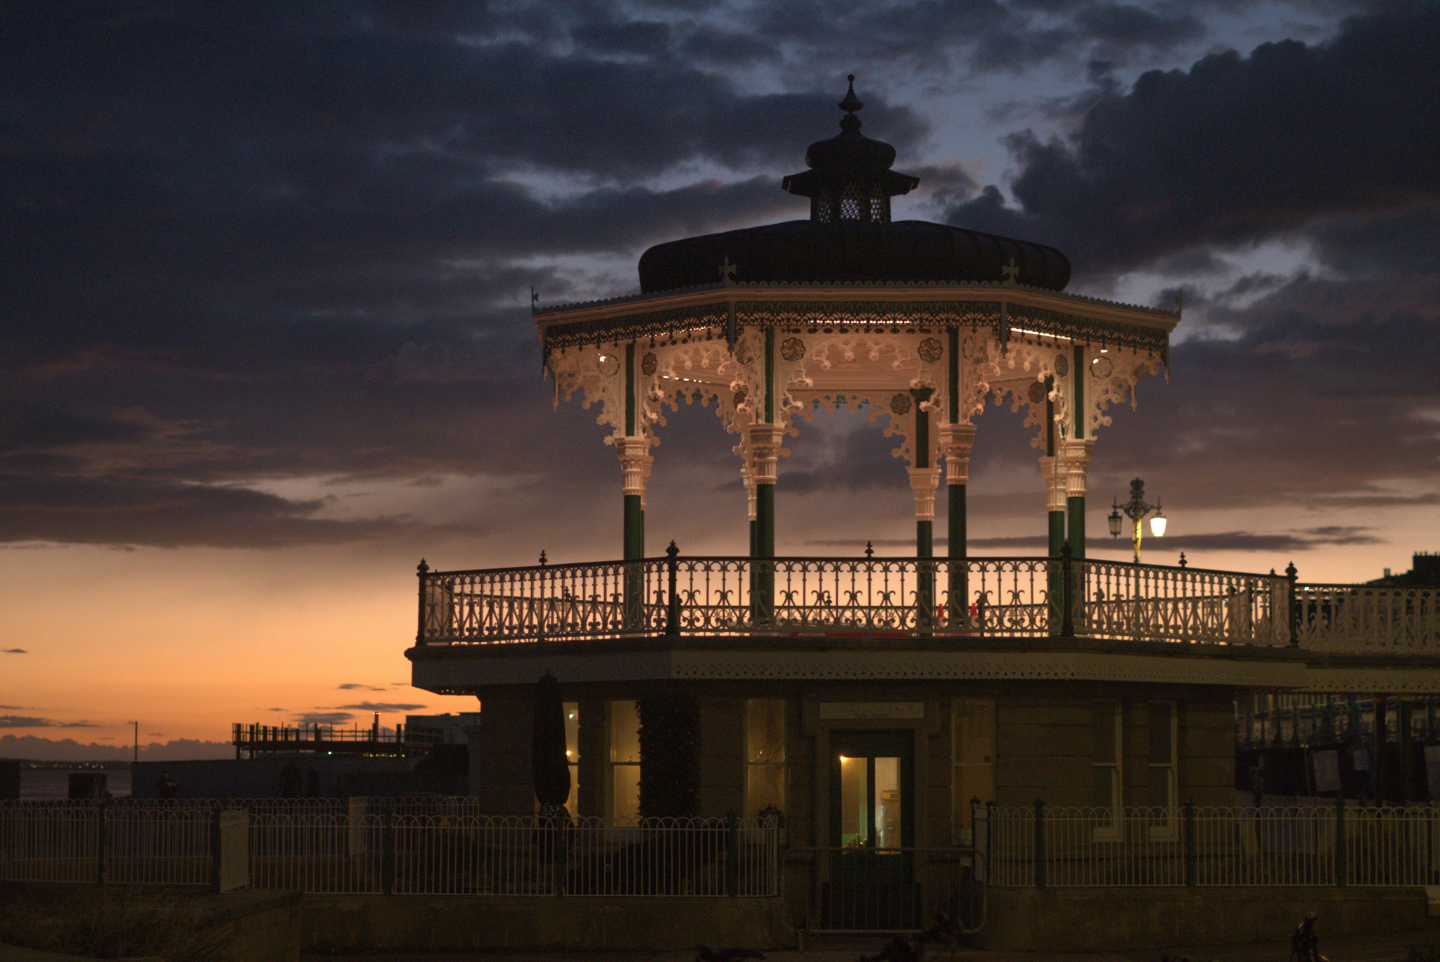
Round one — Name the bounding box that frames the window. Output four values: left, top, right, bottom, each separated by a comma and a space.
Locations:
610, 700, 640, 821
745, 699, 786, 820
564, 702, 579, 816
951, 698, 995, 846
1092, 700, 1122, 839
1148, 702, 1177, 838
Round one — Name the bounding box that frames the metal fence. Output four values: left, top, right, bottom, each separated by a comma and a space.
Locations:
419, 554, 1293, 648
0, 800, 780, 897
988, 802, 1440, 887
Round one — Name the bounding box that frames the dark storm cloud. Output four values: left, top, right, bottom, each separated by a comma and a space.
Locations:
0, 475, 428, 549
1073, 4, 1204, 48
0, 716, 98, 728
334, 701, 428, 712
945, 4, 1440, 275
1083, 272, 1440, 511
292, 712, 356, 726
3, 649, 27, 654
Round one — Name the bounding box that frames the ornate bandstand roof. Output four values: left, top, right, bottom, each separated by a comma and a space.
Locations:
535, 77, 1174, 367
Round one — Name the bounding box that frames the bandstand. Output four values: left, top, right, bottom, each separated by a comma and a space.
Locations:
406, 81, 1440, 931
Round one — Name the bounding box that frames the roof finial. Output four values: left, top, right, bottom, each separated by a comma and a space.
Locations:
839, 75, 863, 131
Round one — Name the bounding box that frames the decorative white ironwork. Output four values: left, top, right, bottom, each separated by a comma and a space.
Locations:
418, 555, 1294, 648
1295, 584, 1440, 651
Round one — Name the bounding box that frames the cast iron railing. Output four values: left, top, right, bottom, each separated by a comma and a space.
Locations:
416, 549, 1300, 648
1294, 584, 1440, 651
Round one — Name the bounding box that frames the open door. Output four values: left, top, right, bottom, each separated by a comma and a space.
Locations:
824, 730, 915, 929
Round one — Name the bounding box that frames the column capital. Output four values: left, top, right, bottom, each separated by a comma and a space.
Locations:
617, 436, 653, 507
1039, 455, 1067, 513
938, 423, 977, 486
747, 424, 786, 485
908, 466, 942, 522
1059, 438, 1095, 499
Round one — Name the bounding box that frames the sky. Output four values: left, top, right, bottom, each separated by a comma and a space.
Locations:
2, 1, 1438, 759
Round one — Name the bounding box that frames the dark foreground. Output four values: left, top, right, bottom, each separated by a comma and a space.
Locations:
312, 928, 1428, 962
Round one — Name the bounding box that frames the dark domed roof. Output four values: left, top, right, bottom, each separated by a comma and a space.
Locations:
639, 220, 1071, 292
637, 77, 1071, 294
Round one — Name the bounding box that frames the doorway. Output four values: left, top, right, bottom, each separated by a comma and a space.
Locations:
824, 730, 915, 929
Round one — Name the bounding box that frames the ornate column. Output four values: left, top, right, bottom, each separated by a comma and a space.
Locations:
617, 436, 652, 560
1040, 456, 1067, 557
748, 423, 784, 626
939, 423, 976, 626
741, 462, 757, 558
1061, 438, 1094, 559
748, 424, 784, 559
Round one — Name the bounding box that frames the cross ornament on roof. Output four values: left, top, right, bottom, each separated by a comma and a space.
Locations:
719, 256, 737, 285
1001, 258, 1020, 286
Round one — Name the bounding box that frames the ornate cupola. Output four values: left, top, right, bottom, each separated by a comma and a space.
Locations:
780, 75, 920, 224
637, 76, 1072, 293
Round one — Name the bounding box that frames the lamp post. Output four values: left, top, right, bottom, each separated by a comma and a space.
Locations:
1107, 478, 1167, 564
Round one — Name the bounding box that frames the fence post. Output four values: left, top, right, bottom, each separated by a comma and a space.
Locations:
1033, 799, 1046, 889
382, 804, 395, 896
725, 810, 739, 897
1335, 796, 1346, 888
1184, 799, 1196, 887
666, 541, 680, 638
1060, 545, 1074, 638
95, 800, 107, 887
210, 802, 223, 894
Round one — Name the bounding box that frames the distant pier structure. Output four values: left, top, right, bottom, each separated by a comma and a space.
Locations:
234, 712, 427, 759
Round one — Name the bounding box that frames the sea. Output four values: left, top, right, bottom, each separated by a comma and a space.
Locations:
19, 768, 132, 799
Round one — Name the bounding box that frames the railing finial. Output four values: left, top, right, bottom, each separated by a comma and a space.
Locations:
1285, 560, 1298, 580
1179, 552, 1187, 568
539, 550, 548, 567
417, 558, 429, 576
666, 540, 679, 560
864, 541, 874, 559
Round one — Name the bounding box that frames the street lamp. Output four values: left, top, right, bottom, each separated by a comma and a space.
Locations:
1108, 478, 1167, 564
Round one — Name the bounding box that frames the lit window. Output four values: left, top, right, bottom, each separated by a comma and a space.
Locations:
564, 702, 579, 816
745, 699, 786, 820
610, 700, 640, 821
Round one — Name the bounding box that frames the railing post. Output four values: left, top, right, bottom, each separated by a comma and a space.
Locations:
382, 804, 395, 895
666, 541, 680, 638
1286, 561, 1299, 647
1033, 799, 1046, 889
95, 799, 107, 887
1334, 796, 1346, 887
1184, 799, 1196, 887
1060, 544, 1075, 638
415, 559, 429, 644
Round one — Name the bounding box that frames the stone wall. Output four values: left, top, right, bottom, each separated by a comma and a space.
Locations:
980, 886, 1440, 951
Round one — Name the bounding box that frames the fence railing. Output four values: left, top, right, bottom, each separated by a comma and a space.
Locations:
1295, 584, 1440, 651
418, 552, 1295, 649
0, 800, 780, 897
988, 802, 1440, 887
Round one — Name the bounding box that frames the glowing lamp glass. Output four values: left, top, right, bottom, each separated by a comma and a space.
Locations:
1150, 514, 1167, 538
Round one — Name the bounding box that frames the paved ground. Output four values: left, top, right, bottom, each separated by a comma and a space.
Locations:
304, 927, 1437, 962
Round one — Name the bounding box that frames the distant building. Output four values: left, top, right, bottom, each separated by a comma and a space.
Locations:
404, 712, 481, 748
1370, 552, 1440, 587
